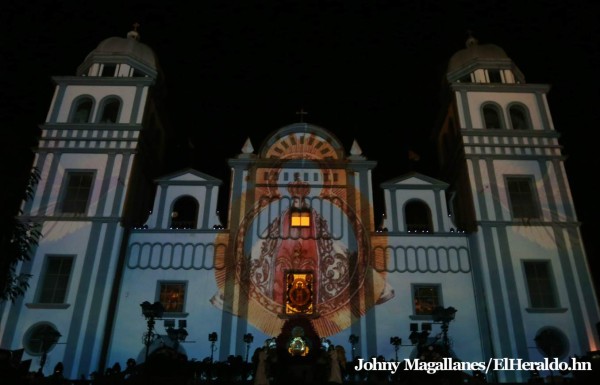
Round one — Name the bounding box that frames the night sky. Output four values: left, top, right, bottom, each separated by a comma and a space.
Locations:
2, 1, 599, 292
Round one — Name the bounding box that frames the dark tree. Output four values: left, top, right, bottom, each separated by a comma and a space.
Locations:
0, 167, 41, 302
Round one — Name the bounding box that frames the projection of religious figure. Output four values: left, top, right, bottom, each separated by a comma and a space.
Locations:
212, 131, 393, 337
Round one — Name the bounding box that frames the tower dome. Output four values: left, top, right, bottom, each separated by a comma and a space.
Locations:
77, 25, 159, 78
446, 34, 524, 84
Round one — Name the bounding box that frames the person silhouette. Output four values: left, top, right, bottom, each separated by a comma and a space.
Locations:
253, 344, 270, 385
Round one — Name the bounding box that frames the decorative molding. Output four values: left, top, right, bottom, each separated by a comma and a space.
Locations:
373, 245, 471, 273
127, 241, 227, 270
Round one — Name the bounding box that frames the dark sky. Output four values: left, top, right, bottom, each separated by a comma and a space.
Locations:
2, 1, 599, 285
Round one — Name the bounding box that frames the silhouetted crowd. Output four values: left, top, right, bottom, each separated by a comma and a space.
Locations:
2, 345, 599, 385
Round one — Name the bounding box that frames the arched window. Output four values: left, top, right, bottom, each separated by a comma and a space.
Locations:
71, 97, 93, 123
170, 196, 199, 229
482, 104, 502, 129
404, 200, 433, 233
509, 104, 531, 130
98, 98, 121, 123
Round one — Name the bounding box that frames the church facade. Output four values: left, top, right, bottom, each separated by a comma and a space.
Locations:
1, 29, 598, 383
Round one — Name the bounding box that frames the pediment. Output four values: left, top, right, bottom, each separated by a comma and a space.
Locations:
381, 172, 448, 190
155, 168, 221, 184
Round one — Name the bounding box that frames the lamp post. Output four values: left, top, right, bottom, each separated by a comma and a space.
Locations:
140, 301, 164, 361
243, 333, 254, 381
390, 336, 402, 361
37, 325, 62, 374
243, 333, 254, 363
432, 306, 457, 355
208, 332, 218, 363
349, 334, 359, 359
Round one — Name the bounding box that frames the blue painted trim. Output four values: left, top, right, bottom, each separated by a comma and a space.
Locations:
389, 190, 399, 231
61, 221, 103, 373
433, 191, 445, 232
38, 153, 61, 216
487, 161, 529, 369
481, 227, 515, 382
470, 159, 488, 221
496, 227, 528, 366
358, 168, 372, 229
23, 153, 47, 214
155, 185, 166, 229
96, 153, 116, 216
485, 159, 504, 220
535, 92, 551, 131
131, 86, 143, 124
359, 168, 377, 357
113, 153, 131, 216
566, 227, 600, 348
202, 186, 213, 229
219, 164, 247, 361
49, 85, 66, 123
552, 159, 575, 220
80, 222, 119, 375
466, 235, 495, 379
539, 162, 558, 221
459, 90, 472, 129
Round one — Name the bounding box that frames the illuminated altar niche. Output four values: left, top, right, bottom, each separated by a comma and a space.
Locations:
285, 271, 315, 316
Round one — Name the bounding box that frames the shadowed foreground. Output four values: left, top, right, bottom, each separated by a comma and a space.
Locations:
2, 349, 599, 385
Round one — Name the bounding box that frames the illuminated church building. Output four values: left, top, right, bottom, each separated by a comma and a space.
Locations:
1, 28, 599, 383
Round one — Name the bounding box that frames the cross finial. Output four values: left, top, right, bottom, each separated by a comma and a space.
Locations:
296, 108, 308, 123
465, 29, 478, 48
133, 22, 140, 32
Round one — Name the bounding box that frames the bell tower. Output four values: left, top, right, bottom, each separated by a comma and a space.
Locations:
436, 34, 600, 383
0, 26, 167, 378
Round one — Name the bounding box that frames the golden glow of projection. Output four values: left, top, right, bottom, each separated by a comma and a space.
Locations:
212, 127, 391, 337
290, 211, 310, 227
264, 133, 339, 160
285, 272, 314, 315
212, 189, 393, 337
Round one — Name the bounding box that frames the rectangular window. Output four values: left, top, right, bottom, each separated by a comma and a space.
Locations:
524, 261, 557, 308
507, 176, 540, 219
38, 256, 73, 303
59, 171, 94, 214
159, 282, 187, 313
291, 211, 310, 227
413, 284, 441, 315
